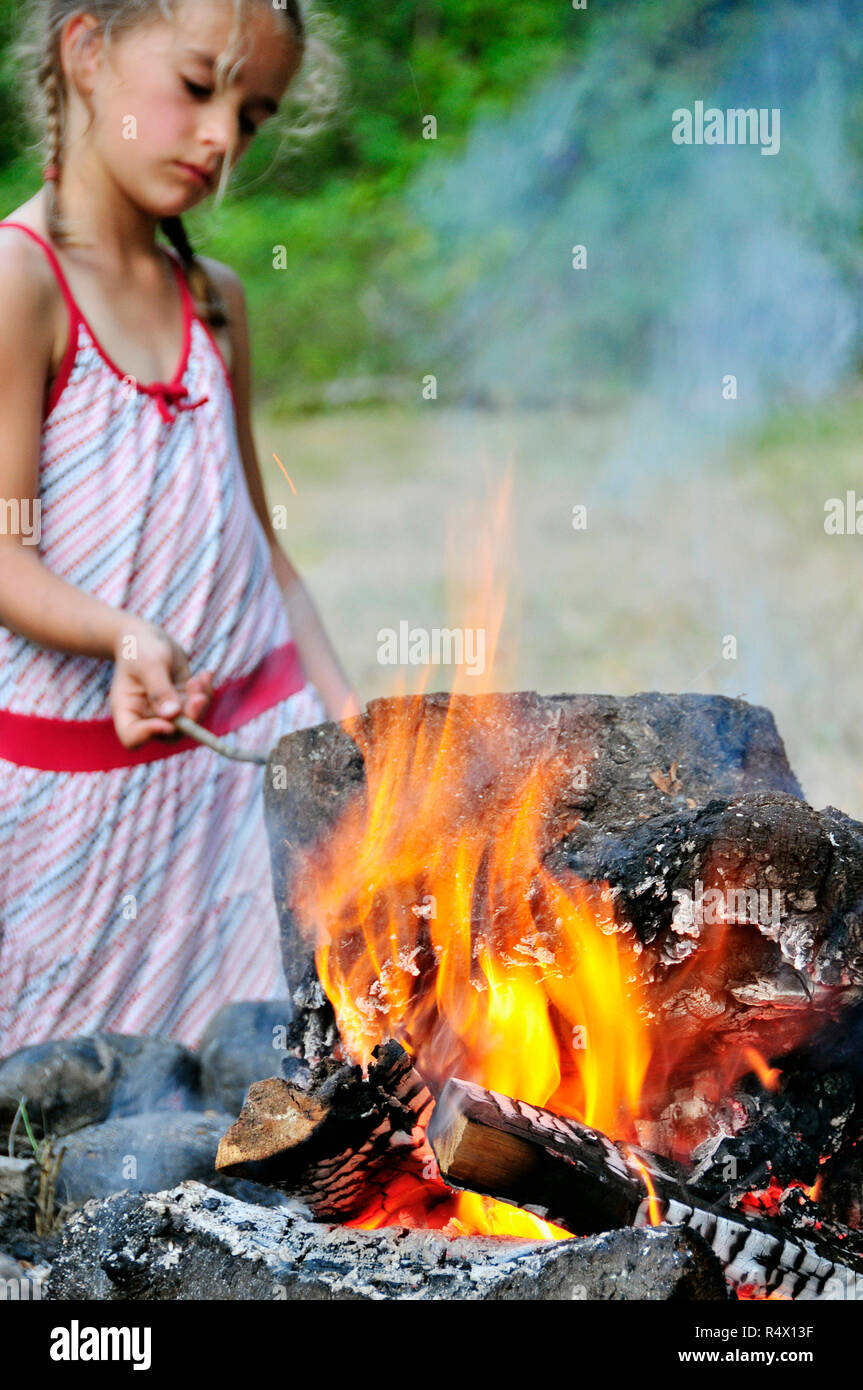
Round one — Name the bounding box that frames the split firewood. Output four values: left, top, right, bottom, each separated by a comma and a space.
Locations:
428, 1075, 693, 1235
428, 1077, 863, 1300
216, 1040, 440, 1219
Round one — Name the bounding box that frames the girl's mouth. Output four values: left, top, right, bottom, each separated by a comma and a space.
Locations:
175, 162, 213, 188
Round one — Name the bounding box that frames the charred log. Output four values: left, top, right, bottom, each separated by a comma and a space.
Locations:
264, 719, 365, 1062
45, 1182, 730, 1302
428, 1076, 863, 1300
688, 1068, 856, 1201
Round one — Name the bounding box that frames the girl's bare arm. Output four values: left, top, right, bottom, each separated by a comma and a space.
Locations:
211, 258, 361, 722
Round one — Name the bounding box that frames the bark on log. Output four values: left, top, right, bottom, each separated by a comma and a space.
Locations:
549, 788, 863, 1136
264, 719, 365, 1062
550, 790, 863, 993
428, 1076, 863, 1301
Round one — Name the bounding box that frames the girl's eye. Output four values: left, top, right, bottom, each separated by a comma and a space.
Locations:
183, 79, 257, 137
183, 78, 212, 99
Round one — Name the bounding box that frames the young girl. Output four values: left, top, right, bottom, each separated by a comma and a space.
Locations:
0, 0, 358, 1052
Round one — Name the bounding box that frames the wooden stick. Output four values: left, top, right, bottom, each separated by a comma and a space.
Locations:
173, 714, 267, 765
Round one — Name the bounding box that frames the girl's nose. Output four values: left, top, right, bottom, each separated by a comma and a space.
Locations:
199, 105, 240, 158
200, 126, 231, 159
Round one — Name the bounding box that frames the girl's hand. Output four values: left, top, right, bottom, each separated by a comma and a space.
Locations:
109, 619, 214, 749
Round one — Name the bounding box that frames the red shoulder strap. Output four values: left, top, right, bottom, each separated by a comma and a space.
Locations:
0, 221, 81, 325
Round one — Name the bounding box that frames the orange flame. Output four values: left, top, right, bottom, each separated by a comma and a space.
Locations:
445, 1193, 572, 1241
743, 1046, 782, 1092
803, 1173, 823, 1203
297, 477, 652, 1171
299, 707, 651, 1142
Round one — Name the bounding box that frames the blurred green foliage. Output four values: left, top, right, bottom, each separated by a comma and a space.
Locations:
0, 0, 858, 412
191, 0, 599, 408
0, 0, 590, 408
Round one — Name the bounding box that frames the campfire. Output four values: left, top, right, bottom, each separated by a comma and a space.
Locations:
197, 488, 863, 1301
214, 682, 863, 1302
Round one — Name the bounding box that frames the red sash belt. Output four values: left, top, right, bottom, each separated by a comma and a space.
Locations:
0, 641, 305, 772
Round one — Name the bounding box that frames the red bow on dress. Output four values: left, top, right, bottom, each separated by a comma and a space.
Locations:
138, 381, 210, 425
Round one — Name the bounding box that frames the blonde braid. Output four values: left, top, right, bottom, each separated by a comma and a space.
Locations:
39, 47, 67, 245
159, 215, 229, 328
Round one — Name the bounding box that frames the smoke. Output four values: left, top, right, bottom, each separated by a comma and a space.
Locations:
401, 0, 863, 423
374, 0, 863, 818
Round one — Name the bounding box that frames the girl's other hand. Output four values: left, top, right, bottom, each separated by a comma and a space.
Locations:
109, 619, 214, 748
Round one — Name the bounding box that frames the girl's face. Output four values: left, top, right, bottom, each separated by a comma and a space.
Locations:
78, 0, 301, 215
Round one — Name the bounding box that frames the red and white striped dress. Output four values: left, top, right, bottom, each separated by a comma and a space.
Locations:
0, 221, 325, 1053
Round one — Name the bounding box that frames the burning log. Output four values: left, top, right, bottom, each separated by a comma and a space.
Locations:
550, 788, 863, 1002
428, 1077, 863, 1300
264, 691, 807, 1067
428, 1075, 694, 1235
215, 1041, 439, 1219
257, 687, 863, 1263
264, 690, 863, 1160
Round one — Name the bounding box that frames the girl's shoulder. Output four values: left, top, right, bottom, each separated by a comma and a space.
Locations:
0, 206, 68, 384
0, 198, 57, 283
194, 252, 243, 300
2, 190, 49, 229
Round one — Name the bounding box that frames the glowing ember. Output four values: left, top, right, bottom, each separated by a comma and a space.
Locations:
340, 1167, 572, 1240
738, 1173, 825, 1222
737, 1284, 790, 1301
739, 1175, 788, 1219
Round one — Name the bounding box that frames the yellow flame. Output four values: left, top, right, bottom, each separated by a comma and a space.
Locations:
449, 1192, 572, 1241
625, 1149, 663, 1227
